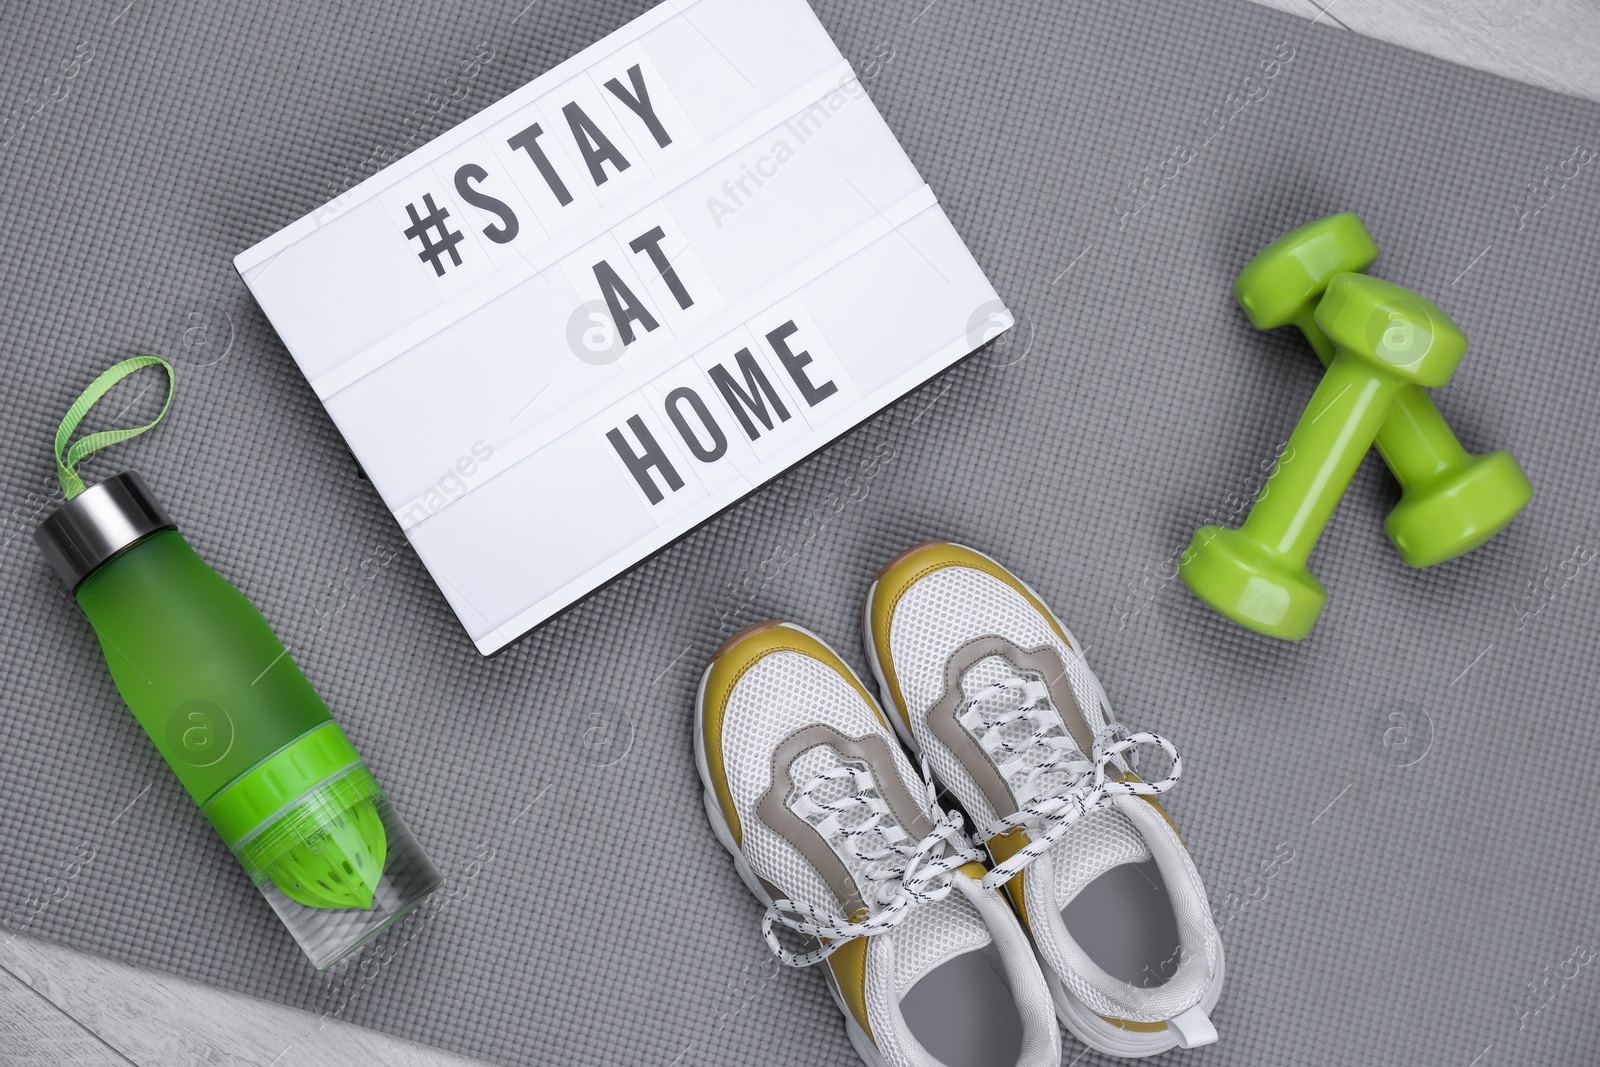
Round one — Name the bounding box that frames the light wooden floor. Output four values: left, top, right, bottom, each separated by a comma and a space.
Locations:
5, 1, 1598, 1063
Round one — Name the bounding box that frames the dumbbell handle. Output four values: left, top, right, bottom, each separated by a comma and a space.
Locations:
1243, 350, 1409, 568
1289, 307, 1471, 489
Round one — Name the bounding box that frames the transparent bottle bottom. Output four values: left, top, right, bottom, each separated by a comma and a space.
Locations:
235, 769, 444, 969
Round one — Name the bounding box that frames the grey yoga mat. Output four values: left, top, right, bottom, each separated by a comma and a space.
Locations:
2, 0, 1597, 1064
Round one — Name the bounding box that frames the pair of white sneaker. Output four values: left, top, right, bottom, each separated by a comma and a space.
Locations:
695, 543, 1223, 1066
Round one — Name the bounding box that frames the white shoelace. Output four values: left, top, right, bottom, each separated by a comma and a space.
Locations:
963, 675, 1181, 890
762, 757, 982, 968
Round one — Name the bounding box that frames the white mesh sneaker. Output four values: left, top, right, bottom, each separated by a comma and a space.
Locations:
696, 621, 1063, 1067
864, 543, 1224, 1059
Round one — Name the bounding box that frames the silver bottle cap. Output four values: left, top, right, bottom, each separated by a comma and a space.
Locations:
34, 472, 175, 590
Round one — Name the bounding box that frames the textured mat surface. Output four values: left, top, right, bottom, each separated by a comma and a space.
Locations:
3, 1, 1599, 1064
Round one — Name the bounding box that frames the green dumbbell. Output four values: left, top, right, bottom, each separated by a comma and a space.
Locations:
1234, 212, 1531, 567
1181, 273, 1468, 638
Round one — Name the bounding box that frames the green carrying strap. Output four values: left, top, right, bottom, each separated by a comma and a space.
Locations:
55, 356, 176, 500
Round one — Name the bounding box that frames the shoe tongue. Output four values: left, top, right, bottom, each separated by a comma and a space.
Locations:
959, 656, 1155, 906
883, 883, 993, 997
789, 743, 925, 914
1050, 807, 1153, 908
961, 654, 1086, 804
787, 746, 993, 993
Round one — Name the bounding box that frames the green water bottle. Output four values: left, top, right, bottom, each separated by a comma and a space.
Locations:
35, 358, 442, 968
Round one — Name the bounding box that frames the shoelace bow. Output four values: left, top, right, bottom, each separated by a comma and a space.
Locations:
762, 757, 981, 968
965, 675, 1182, 891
